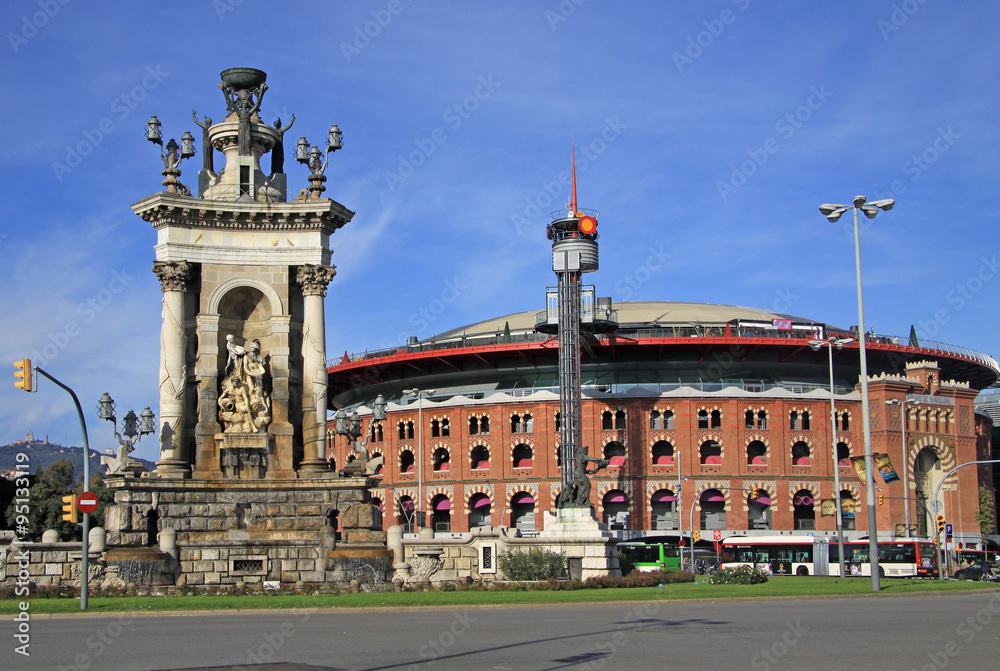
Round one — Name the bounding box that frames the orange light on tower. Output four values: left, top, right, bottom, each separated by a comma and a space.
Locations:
578, 215, 597, 235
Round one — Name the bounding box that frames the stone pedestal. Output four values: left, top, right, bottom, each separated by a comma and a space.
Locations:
538, 507, 620, 580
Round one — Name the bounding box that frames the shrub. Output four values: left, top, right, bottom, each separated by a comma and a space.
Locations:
708, 565, 770, 585
497, 548, 566, 581
583, 569, 694, 589
617, 549, 636, 577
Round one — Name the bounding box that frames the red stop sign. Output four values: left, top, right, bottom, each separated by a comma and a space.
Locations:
78, 492, 99, 514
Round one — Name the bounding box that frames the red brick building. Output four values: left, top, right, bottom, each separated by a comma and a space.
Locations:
326, 302, 997, 550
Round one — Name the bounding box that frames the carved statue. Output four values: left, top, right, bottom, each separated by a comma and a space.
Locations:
555, 445, 609, 509
192, 111, 214, 172
234, 83, 267, 156
270, 115, 295, 174
218, 335, 271, 433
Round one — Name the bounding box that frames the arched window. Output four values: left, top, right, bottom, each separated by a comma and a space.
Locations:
397, 496, 415, 533
510, 414, 521, 433
470, 445, 490, 470
480, 416, 490, 434
432, 447, 450, 472
441, 418, 450, 437
790, 411, 799, 431
748, 488, 772, 529
510, 492, 536, 532
604, 441, 626, 466
469, 415, 479, 435
555, 412, 561, 431
837, 442, 850, 466
512, 443, 533, 468
431, 419, 441, 437
745, 410, 755, 429
698, 410, 709, 429
841, 412, 850, 431
651, 410, 663, 430
700, 440, 722, 465
398, 421, 407, 440
792, 441, 811, 466
602, 411, 614, 430
468, 493, 491, 528
431, 494, 451, 532
711, 410, 721, 429
399, 449, 415, 473
663, 410, 674, 430
602, 490, 630, 529
651, 489, 677, 530
757, 410, 767, 430
747, 441, 767, 465
793, 489, 815, 530
651, 440, 673, 465
523, 413, 533, 433
699, 489, 726, 530
801, 411, 810, 431
615, 410, 627, 430
406, 421, 414, 440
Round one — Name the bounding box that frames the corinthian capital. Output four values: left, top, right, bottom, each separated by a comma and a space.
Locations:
152, 261, 192, 293
296, 264, 337, 297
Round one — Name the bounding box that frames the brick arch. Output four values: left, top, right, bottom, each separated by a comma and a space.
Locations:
789, 435, 814, 448
463, 484, 494, 513
645, 481, 678, 498
426, 485, 454, 511
648, 434, 676, 448
788, 481, 821, 505
694, 481, 731, 511
597, 481, 634, 500
745, 434, 770, 447
506, 482, 539, 504
742, 480, 778, 510
911, 436, 957, 473
509, 436, 535, 453
839, 483, 861, 500
395, 443, 415, 457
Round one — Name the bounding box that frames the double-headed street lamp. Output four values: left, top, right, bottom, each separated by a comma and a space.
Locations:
808, 336, 853, 578
819, 195, 895, 591
402, 388, 435, 530
97, 392, 156, 455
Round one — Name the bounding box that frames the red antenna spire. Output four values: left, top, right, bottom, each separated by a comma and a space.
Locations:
569, 146, 578, 215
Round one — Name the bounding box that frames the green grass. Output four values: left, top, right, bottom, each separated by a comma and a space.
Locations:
4, 577, 997, 615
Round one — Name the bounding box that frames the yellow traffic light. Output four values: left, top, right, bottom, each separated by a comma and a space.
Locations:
878, 493, 884, 506
751, 487, 759, 500
14, 359, 31, 392
693, 530, 701, 543
936, 515, 945, 534
61, 494, 79, 524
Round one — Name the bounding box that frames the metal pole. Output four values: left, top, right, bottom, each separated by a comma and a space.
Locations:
35, 367, 90, 610
852, 206, 881, 591
676, 449, 683, 566
901, 402, 910, 535
417, 394, 423, 529
689, 494, 697, 571
827, 344, 846, 578
933, 459, 1000, 581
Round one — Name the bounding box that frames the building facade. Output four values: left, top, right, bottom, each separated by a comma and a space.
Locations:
327, 302, 998, 550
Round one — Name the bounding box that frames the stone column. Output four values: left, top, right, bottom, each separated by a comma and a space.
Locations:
297, 264, 336, 473
152, 261, 192, 477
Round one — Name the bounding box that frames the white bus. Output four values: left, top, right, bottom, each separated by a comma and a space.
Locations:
720, 536, 830, 576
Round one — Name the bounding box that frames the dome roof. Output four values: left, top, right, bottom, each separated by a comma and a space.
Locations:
431, 300, 826, 341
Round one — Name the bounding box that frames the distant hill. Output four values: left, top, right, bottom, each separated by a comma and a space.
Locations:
0, 441, 156, 480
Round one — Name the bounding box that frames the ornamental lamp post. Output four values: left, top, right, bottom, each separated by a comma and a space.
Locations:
403, 388, 435, 529
818, 195, 895, 591
145, 115, 196, 194
808, 336, 853, 578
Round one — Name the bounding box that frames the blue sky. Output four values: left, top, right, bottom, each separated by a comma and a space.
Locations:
2, 1, 998, 462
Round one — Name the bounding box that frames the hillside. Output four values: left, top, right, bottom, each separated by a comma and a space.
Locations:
0, 441, 156, 480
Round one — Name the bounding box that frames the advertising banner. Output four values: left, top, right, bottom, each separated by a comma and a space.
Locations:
874, 453, 900, 484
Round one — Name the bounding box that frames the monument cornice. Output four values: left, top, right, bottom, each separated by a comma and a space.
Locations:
131, 192, 354, 234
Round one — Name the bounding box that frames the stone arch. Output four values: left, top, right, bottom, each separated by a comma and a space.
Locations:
208, 276, 285, 317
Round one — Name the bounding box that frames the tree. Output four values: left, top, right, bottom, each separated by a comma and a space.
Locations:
4, 458, 81, 541
976, 485, 997, 536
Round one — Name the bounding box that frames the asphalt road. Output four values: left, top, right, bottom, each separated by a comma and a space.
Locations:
6, 592, 1000, 670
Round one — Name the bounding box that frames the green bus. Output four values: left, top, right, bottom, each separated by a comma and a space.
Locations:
617, 541, 682, 572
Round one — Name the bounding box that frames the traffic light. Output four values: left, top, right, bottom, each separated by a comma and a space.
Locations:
878, 493, 884, 506
61, 494, 79, 524
751, 487, 759, 500
13, 359, 31, 392
693, 530, 701, 543
936, 515, 945, 534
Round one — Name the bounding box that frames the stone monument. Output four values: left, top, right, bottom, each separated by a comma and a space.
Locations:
102, 68, 391, 587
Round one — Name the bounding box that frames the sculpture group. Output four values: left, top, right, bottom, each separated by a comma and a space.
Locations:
218, 335, 271, 433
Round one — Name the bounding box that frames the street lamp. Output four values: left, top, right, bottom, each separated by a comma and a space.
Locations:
97, 392, 156, 455
145, 115, 196, 195
819, 195, 894, 591
295, 123, 343, 198
333, 395, 387, 466
809, 336, 853, 578
885, 398, 917, 536
402, 388, 435, 529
